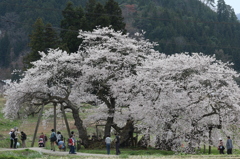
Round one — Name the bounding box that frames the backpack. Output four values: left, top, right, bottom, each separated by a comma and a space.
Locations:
68, 138, 73, 146
22, 133, 27, 140
51, 133, 57, 142
11, 132, 15, 139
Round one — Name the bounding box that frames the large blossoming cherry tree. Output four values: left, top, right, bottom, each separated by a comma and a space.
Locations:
122, 53, 240, 152
4, 26, 240, 151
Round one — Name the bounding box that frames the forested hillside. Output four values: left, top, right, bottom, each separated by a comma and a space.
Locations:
0, 0, 240, 79
0, 0, 89, 71
121, 0, 240, 69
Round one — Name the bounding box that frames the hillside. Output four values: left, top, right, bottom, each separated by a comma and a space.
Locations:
120, 0, 240, 68
1, 0, 240, 79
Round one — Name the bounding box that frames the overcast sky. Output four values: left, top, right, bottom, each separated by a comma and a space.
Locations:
225, 0, 240, 14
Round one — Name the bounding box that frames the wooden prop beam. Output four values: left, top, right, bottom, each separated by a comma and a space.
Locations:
61, 103, 71, 137
31, 103, 44, 147
54, 103, 57, 132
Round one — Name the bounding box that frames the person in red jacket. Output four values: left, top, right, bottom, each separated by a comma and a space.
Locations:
68, 135, 76, 154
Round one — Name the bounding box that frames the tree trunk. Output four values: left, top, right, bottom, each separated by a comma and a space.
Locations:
53, 103, 56, 133
103, 97, 116, 138
157, 116, 179, 151
118, 120, 134, 147
104, 116, 113, 137
64, 99, 89, 148
71, 107, 89, 148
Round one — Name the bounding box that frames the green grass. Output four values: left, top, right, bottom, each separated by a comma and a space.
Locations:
78, 147, 175, 156
0, 149, 42, 159
0, 149, 91, 159
0, 113, 21, 130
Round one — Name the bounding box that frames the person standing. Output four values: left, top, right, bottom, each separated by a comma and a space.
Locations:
50, 129, 57, 151
68, 135, 76, 154
9, 129, 14, 148
115, 133, 121, 155
13, 128, 19, 149
226, 136, 233, 154
71, 131, 75, 141
218, 138, 225, 154
56, 131, 63, 143
20, 131, 27, 148
70, 131, 76, 152
105, 135, 111, 155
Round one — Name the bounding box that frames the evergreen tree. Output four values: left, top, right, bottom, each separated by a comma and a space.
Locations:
60, 1, 85, 53
79, 15, 90, 31
44, 23, 59, 51
85, 0, 97, 29
23, 18, 45, 69
104, 0, 126, 33
93, 2, 110, 28
23, 18, 59, 69
59, 0, 126, 53
217, 0, 228, 22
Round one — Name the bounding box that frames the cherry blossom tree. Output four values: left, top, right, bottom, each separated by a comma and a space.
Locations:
3, 49, 91, 147
75, 26, 159, 138
4, 26, 159, 146
121, 52, 240, 152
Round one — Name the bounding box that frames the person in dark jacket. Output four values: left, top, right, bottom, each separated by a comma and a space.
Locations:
50, 129, 56, 151
226, 136, 233, 154
115, 133, 121, 155
20, 131, 27, 148
9, 128, 14, 148
218, 138, 225, 154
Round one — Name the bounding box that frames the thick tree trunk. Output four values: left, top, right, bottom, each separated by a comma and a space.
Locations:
118, 120, 134, 147
64, 99, 89, 148
104, 116, 113, 137
71, 107, 89, 148
103, 97, 116, 138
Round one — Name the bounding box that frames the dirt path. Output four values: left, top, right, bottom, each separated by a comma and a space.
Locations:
1, 148, 240, 159
0, 147, 115, 158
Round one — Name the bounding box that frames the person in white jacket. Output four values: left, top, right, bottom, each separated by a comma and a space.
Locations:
105, 135, 111, 155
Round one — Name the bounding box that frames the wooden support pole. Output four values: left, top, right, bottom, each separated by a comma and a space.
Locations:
96, 125, 98, 139
208, 127, 212, 154
61, 103, 71, 137
31, 103, 44, 147
54, 103, 57, 132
